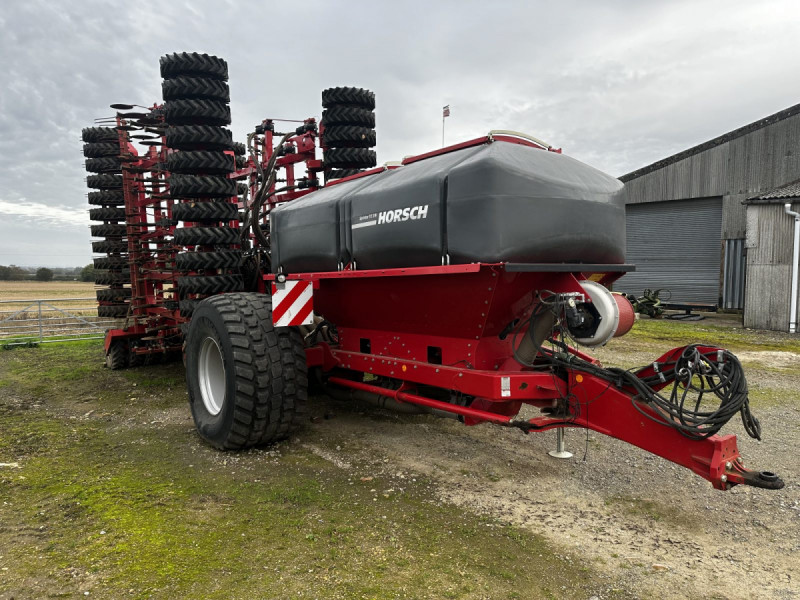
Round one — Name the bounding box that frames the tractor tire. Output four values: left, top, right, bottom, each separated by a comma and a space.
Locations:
88, 190, 125, 206
98, 304, 129, 318
173, 200, 238, 223
165, 99, 231, 126
174, 226, 240, 247
128, 348, 145, 368
82, 127, 118, 143
165, 125, 233, 151
167, 150, 234, 175
94, 256, 128, 269
321, 87, 375, 110
168, 174, 236, 198
232, 141, 246, 156
85, 157, 122, 173
323, 148, 376, 169
235, 155, 246, 169
89, 207, 126, 222
179, 299, 197, 317
327, 169, 362, 180
321, 106, 375, 128
92, 240, 128, 253
162, 76, 230, 102
176, 250, 242, 271
83, 142, 119, 158
185, 292, 308, 449
96, 287, 131, 302
160, 52, 228, 81
177, 274, 243, 297
105, 340, 128, 369
87, 174, 123, 189
322, 126, 376, 148
95, 270, 131, 285
91, 224, 126, 237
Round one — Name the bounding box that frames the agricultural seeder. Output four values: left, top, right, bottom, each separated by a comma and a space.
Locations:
82, 52, 784, 491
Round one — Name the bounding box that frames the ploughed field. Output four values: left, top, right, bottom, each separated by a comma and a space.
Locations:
1, 315, 798, 599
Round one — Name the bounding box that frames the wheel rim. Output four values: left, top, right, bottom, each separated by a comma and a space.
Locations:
198, 336, 226, 416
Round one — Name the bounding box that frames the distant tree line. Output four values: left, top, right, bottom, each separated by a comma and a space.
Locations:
0, 265, 29, 280
0, 264, 95, 282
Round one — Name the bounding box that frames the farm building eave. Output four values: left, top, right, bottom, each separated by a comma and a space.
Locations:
744, 179, 800, 204
619, 103, 800, 183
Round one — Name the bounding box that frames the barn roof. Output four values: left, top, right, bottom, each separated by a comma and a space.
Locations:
744, 179, 800, 204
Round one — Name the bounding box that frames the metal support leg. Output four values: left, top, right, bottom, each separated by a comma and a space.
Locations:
548, 428, 573, 459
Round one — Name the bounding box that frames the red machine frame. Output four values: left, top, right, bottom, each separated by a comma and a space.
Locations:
103, 111, 185, 358
98, 104, 783, 491
266, 262, 780, 491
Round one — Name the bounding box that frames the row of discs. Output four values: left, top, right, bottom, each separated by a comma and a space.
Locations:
83, 126, 131, 318
321, 87, 377, 179
160, 52, 244, 317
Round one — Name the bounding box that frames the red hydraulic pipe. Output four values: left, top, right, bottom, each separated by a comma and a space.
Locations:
327, 377, 513, 424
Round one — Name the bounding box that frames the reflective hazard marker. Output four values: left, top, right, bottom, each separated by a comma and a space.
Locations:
271, 280, 314, 327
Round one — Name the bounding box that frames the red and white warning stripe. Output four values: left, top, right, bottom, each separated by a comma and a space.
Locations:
271, 280, 314, 327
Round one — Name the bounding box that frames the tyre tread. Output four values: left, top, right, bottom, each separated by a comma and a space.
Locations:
160, 52, 228, 81
188, 293, 307, 449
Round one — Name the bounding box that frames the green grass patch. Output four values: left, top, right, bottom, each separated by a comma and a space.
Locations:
626, 319, 800, 354
0, 344, 617, 599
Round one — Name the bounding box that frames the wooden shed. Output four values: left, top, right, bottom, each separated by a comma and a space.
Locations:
743, 182, 800, 332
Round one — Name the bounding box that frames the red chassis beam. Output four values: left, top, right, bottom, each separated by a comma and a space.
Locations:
324, 355, 783, 491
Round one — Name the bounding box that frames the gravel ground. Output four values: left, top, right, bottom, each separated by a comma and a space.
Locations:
300, 316, 800, 600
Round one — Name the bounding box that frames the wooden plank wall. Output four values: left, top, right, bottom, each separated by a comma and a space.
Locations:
743, 202, 800, 331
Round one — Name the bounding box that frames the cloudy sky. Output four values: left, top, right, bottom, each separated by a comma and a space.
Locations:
1, 0, 799, 268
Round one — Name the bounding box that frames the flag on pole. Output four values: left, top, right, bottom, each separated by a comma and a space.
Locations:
442, 104, 450, 118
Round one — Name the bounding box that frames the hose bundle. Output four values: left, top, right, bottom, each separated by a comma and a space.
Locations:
611, 345, 761, 441
511, 296, 761, 440
543, 343, 762, 441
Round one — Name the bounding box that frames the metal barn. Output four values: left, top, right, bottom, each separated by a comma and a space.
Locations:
618, 104, 800, 330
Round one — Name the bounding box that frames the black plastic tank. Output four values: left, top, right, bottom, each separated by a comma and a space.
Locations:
270, 139, 626, 273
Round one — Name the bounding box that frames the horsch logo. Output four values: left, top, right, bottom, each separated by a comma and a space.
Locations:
377, 205, 429, 224
353, 205, 429, 230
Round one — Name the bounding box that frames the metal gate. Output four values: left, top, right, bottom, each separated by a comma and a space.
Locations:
0, 297, 116, 346
617, 198, 723, 305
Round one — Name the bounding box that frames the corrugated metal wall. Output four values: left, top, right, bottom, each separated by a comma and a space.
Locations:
722, 238, 746, 309
618, 198, 722, 304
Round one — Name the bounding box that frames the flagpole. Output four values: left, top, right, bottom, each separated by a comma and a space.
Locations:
442, 104, 449, 147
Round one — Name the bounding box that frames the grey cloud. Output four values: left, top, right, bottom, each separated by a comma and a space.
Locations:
1, 0, 799, 266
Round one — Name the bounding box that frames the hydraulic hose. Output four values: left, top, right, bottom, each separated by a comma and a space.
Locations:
250, 132, 293, 251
